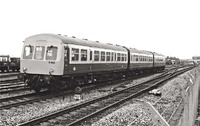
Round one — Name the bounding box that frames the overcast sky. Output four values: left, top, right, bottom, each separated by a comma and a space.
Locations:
0, 0, 199, 59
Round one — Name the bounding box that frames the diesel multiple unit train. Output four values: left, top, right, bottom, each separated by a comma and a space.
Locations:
0, 55, 20, 72
19, 33, 165, 92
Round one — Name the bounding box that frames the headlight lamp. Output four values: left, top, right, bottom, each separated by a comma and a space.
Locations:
49, 68, 54, 75
23, 67, 27, 73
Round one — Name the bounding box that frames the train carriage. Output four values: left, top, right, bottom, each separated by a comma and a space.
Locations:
19, 33, 166, 93
128, 48, 160, 75
63, 37, 128, 75
9, 57, 20, 71
0, 55, 10, 72
153, 52, 166, 71
20, 34, 129, 92
129, 48, 154, 69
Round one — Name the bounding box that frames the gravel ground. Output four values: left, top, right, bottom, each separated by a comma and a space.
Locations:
91, 67, 199, 126
0, 74, 160, 125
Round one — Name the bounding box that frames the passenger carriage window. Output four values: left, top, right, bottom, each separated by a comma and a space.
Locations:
106, 52, 111, 61
34, 46, 45, 60
114, 53, 117, 61
94, 51, 99, 61
90, 51, 92, 61
132, 55, 134, 62
64, 47, 68, 61
46, 46, 58, 60
125, 54, 127, 61
117, 53, 121, 61
101, 51, 105, 61
130, 55, 132, 62
23, 45, 34, 59
81, 49, 87, 61
136, 55, 138, 61
1, 57, 8, 61
111, 52, 114, 61
72, 48, 79, 61
122, 54, 125, 61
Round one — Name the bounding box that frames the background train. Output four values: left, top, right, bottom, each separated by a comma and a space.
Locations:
19, 33, 165, 92
0, 55, 20, 72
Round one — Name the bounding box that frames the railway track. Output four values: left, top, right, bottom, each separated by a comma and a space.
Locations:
0, 72, 20, 85
0, 72, 19, 78
0, 91, 59, 110
0, 87, 29, 94
17, 66, 193, 126
0, 83, 29, 94
0, 79, 27, 94
0, 81, 24, 87
0, 83, 26, 90
0, 71, 161, 110
0, 78, 20, 83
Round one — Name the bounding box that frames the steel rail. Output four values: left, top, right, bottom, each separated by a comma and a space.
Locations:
0, 87, 29, 94
0, 72, 19, 78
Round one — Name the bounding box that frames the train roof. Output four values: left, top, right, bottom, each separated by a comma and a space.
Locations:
0, 55, 9, 57
152, 52, 166, 57
129, 48, 152, 56
25, 34, 127, 52
129, 48, 165, 57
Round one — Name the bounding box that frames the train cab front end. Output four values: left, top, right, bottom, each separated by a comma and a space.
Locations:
19, 35, 65, 92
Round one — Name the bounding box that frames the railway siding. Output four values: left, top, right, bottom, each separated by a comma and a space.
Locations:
0, 73, 159, 125
0, 66, 195, 126
15, 66, 192, 126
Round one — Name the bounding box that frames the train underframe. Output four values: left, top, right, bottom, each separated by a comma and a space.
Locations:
18, 66, 165, 93
0, 66, 9, 72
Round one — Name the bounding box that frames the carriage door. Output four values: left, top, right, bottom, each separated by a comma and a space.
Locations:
64, 46, 69, 74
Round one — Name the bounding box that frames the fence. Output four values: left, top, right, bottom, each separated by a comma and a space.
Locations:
140, 67, 200, 126
180, 67, 200, 126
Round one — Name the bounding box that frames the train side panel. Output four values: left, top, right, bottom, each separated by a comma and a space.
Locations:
64, 44, 128, 76
153, 53, 166, 70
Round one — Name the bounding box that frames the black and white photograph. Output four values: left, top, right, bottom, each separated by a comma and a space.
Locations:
0, 0, 200, 126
